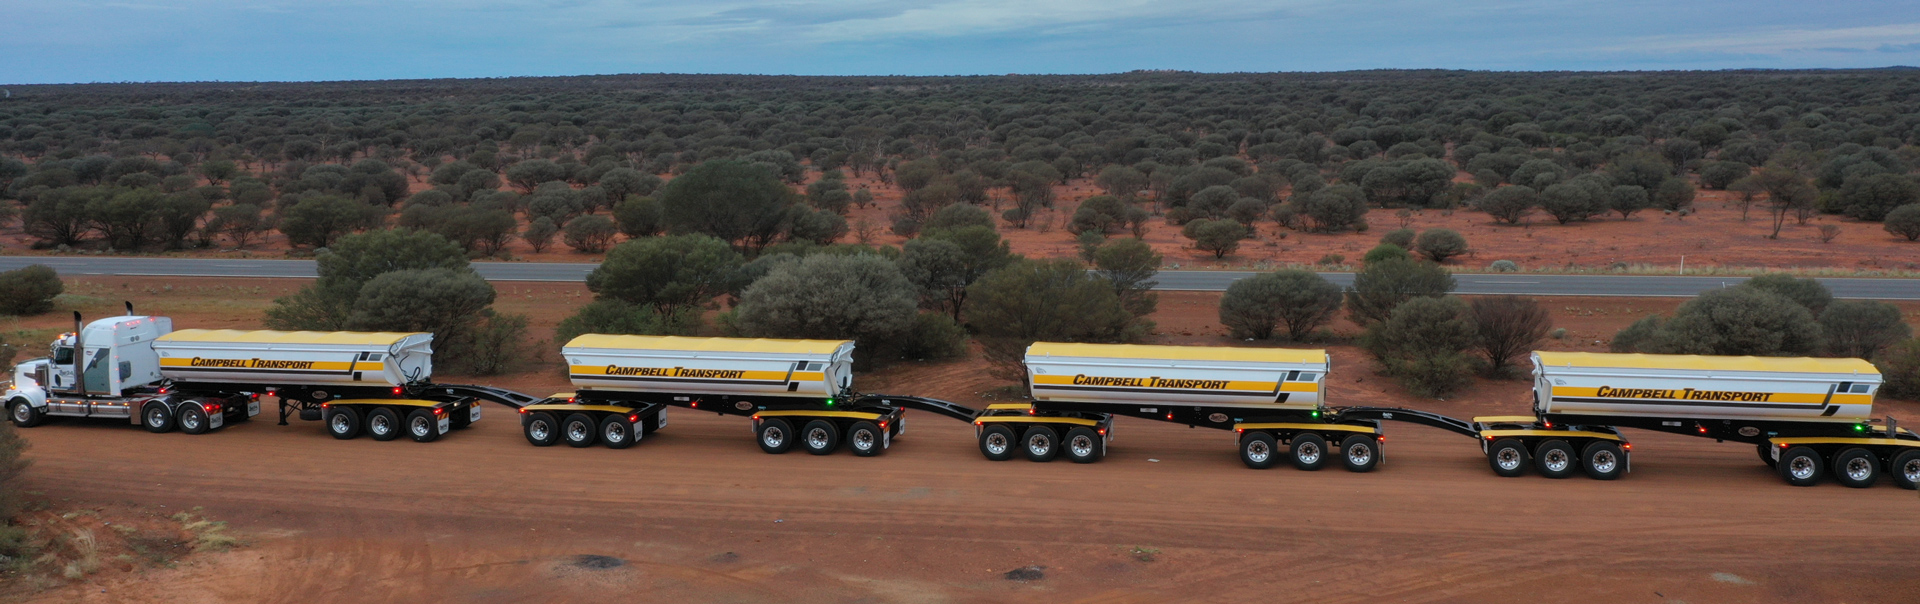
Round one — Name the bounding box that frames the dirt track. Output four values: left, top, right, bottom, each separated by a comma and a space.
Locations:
12, 390, 1920, 604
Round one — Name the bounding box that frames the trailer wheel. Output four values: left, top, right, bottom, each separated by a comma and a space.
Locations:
1757, 442, 1777, 468
1831, 448, 1877, 488
1534, 440, 1575, 479
1581, 441, 1625, 480
9, 399, 42, 428
562, 413, 596, 448
1891, 450, 1920, 490
367, 408, 401, 441
1064, 427, 1104, 464
600, 416, 635, 450
406, 409, 441, 443
756, 418, 795, 454
1290, 433, 1328, 471
327, 407, 362, 440
978, 425, 1015, 461
1487, 438, 1528, 477
802, 420, 840, 455
1021, 426, 1059, 462
142, 401, 176, 433
1340, 434, 1379, 473
178, 405, 211, 435
1778, 446, 1823, 487
523, 412, 559, 446
1239, 432, 1278, 469
846, 421, 883, 457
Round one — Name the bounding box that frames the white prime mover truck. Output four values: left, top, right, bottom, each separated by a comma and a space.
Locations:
5, 309, 539, 442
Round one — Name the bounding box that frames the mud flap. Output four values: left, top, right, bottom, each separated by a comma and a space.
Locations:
208, 410, 224, 429
470, 404, 482, 424
246, 401, 261, 417
437, 416, 451, 434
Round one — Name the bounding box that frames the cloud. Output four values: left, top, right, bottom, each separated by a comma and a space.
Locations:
1603, 22, 1920, 55
1879, 42, 1920, 52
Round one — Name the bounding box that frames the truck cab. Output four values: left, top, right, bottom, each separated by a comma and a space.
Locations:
5, 313, 252, 433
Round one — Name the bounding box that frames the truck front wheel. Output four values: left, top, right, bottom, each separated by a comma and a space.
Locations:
9, 399, 42, 428
142, 402, 175, 433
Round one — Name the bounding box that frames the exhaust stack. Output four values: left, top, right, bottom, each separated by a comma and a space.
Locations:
72, 311, 86, 398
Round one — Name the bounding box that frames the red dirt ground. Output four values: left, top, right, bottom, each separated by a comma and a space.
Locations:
3, 277, 1919, 603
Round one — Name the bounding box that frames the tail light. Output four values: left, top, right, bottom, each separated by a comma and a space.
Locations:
1622, 443, 1632, 451
1097, 428, 1107, 436
518, 408, 527, 414
322, 403, 332, 409
1377, 435, 1386, 442
391, 387, 403, 396
628, 414, 639, 422
434, 407, 446, 416
880, 421, 889, 430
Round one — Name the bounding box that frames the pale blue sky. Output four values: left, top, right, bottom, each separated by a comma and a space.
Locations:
3, 0, 1919, 84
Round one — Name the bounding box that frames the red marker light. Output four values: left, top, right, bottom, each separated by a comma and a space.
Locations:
518, 408, 527, 414
434, 408, 445, 416
1097, 428, 1107, 436
1377, 435, 1386, 442
321, 403, 331, 409
1697, 426, 1707, 434
1235, 428, 1243, 434
391, 387, 402, 396
1622, 443, 1632, 451
629, 414, 639, 422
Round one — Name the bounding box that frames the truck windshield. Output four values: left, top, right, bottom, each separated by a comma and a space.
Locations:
53, 346, 73, 364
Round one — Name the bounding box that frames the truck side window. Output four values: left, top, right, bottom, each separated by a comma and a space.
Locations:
53, 347, 73, 364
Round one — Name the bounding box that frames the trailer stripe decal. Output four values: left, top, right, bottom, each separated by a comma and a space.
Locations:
1552, 396, 1821, 410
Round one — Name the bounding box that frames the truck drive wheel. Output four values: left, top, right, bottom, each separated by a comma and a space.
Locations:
142, 402, 175, 433
600, 415, 635, 450
1064, 427, 1104, 464
366, 408, 401, 441
523, 412, 559, 446
1340, 434, 1380, 473
1021, 426, 1059, 462
562, 413, 596, 448
1487, 438, 1529, 477
1891, 450, 1920, 490
406, 409, 441, 443
1831, 447, 1876, 488
9, 399, 43, 428
178, 405, 211, 435
1778, 446, 1823, 487
847, 421, 883, 457
1581, 441, 1625, 480
327, 407, 362, 440
1239, 432, 1278, 469
1290, 433, 1328, 471
1534, 440, 1576, 479
802, 420, 840, 455
756, 418, 795, 454
978, 425, 1015, 461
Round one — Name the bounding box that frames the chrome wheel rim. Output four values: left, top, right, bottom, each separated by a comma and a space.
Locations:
1544, 449, 1570, 473
182, 412, 202, 430
807, 428, 831, 449
1245, 439, 1270, 464
146, 407, 167, 427
331, 414, 351, 433
1904, 459, 1920, 483
852, 429, 874, 451
370, 415, 390, 435
606, 424, 627, 443
1789, 456, 1817, 480
1027, 434, 1051, 456
1496, 447, 1523, 471
985, 433, 1008, 455
762, 426, 785, 448
1069, 435, 1094, 458
411, 416, 431, 437
530, 421, 551, 441
1348, 443, 1373, 466
1845, 457, 1873, 481
11, 404, 27, 422
568, 422, 589, 442
1296, 441, 1321, 465
1591, 451, 1617, 474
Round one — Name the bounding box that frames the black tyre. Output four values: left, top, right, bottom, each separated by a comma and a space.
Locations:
1487, 438, 1529, 477
1290, 433, 1328, 471
600, 415, 636, 449
1891, 450, 1920, 490
327, 406, 362, 440
1581, 441, 1625, 481
1758, 442, 1777, 468
366, 408, 401, 441
406, 409, 441, 443
142, 401, 176, 433
178, 405, 211, 435
1778, 446, 1823, 487
1340, 434, 1380, 473
757, 418, 794, 454
1021, 426, 1059, 462
1831, 447, 1877, 488
562, 413, 596, 448
802, 420, 840, 455
978, 425, 1016, 461
1239, 432, 1279, 469
523, 412, 560, 446
1064, 427, 1104, 464
8, 399, 43, 428
847, 421, 883, 457
1534, 439, 1576, 479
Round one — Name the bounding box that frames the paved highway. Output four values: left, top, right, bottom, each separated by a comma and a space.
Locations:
1, 256, 1915, 299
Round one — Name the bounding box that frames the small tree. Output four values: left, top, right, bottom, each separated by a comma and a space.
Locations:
0, 265, 64, 316
208, 203, 269, 248
280, 194, 374, 248
1613, 287, 1822, 356
563, 214, 618, 253
1345, 258, 1455, 326
1653, 177, 1696, 212
1609, 185, 1649, 219
1756, 168, 1817, 239
1469, 295, 1551, 377
1875, 339, 1920, 400
735, 254, 920, 352
1292, 184, 1368, 232
965, 259, 1143, 380
1182, 219, 1250, 258
1819, 300, 1912, 359
1886, 204, 1920, 241
924, 204, 995, 232
1091, 237, 1162, 317
1363, 243, 1411, 265
1218, 270, 1343, 340
1413, 228, 1468, 262
1840, 172, 1920, 222
1361, 296, 1478, 397
587, 234, 743, 313
1742, 274, 1831, 315
613, 196, 663, 238
522, 217, 559, 253
555, 299, 703, 343
1475, 185, 1537, 225
658, 159, 796, 251
347, 269, 497, 364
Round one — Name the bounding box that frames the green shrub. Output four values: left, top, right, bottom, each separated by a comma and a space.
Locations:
965, 259, 1143, 380
1611, 288, 1821, 356
1819, 300, 1912, 359
897, 313, 969, 361
1876, 339, 1920, 400
1361, 296, 1478, 397
1218, 270, 1342, 341
1345, 258, 1455, 326
0, 265, 63, 316
1884, 204, 1920, 241
1489, 260, 1518, 272
555, 299, 702, 344
1379, 228, 1416, 249
1362, 243, 1410, 265
1413, 228, 1468, 262
1181, 219, 1250, 258
0, 420, 27, 522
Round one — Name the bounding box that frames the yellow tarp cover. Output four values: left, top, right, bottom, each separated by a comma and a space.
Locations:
158, 329, 424, 347
1536, 351, 1878, 375
566, 334, 851, 356
1028, 342, 1325, 364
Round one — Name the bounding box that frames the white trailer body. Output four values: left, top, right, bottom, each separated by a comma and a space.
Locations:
563, 335, 855, 398
1532, 352, 1881, 423
153, 329, 434, 388
1024, 343, 1329, 411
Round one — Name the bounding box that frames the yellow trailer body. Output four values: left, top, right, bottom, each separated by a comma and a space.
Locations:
1024, 342, 1329, 411
1532, 352, 1881, 423
563, 335, 854, 398
152, 329, 433, 387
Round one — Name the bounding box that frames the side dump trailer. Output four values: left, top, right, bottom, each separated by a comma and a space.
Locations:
972, 343, 1384, 470
1471, 351, 1919, 488
155, 329, 434, 389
